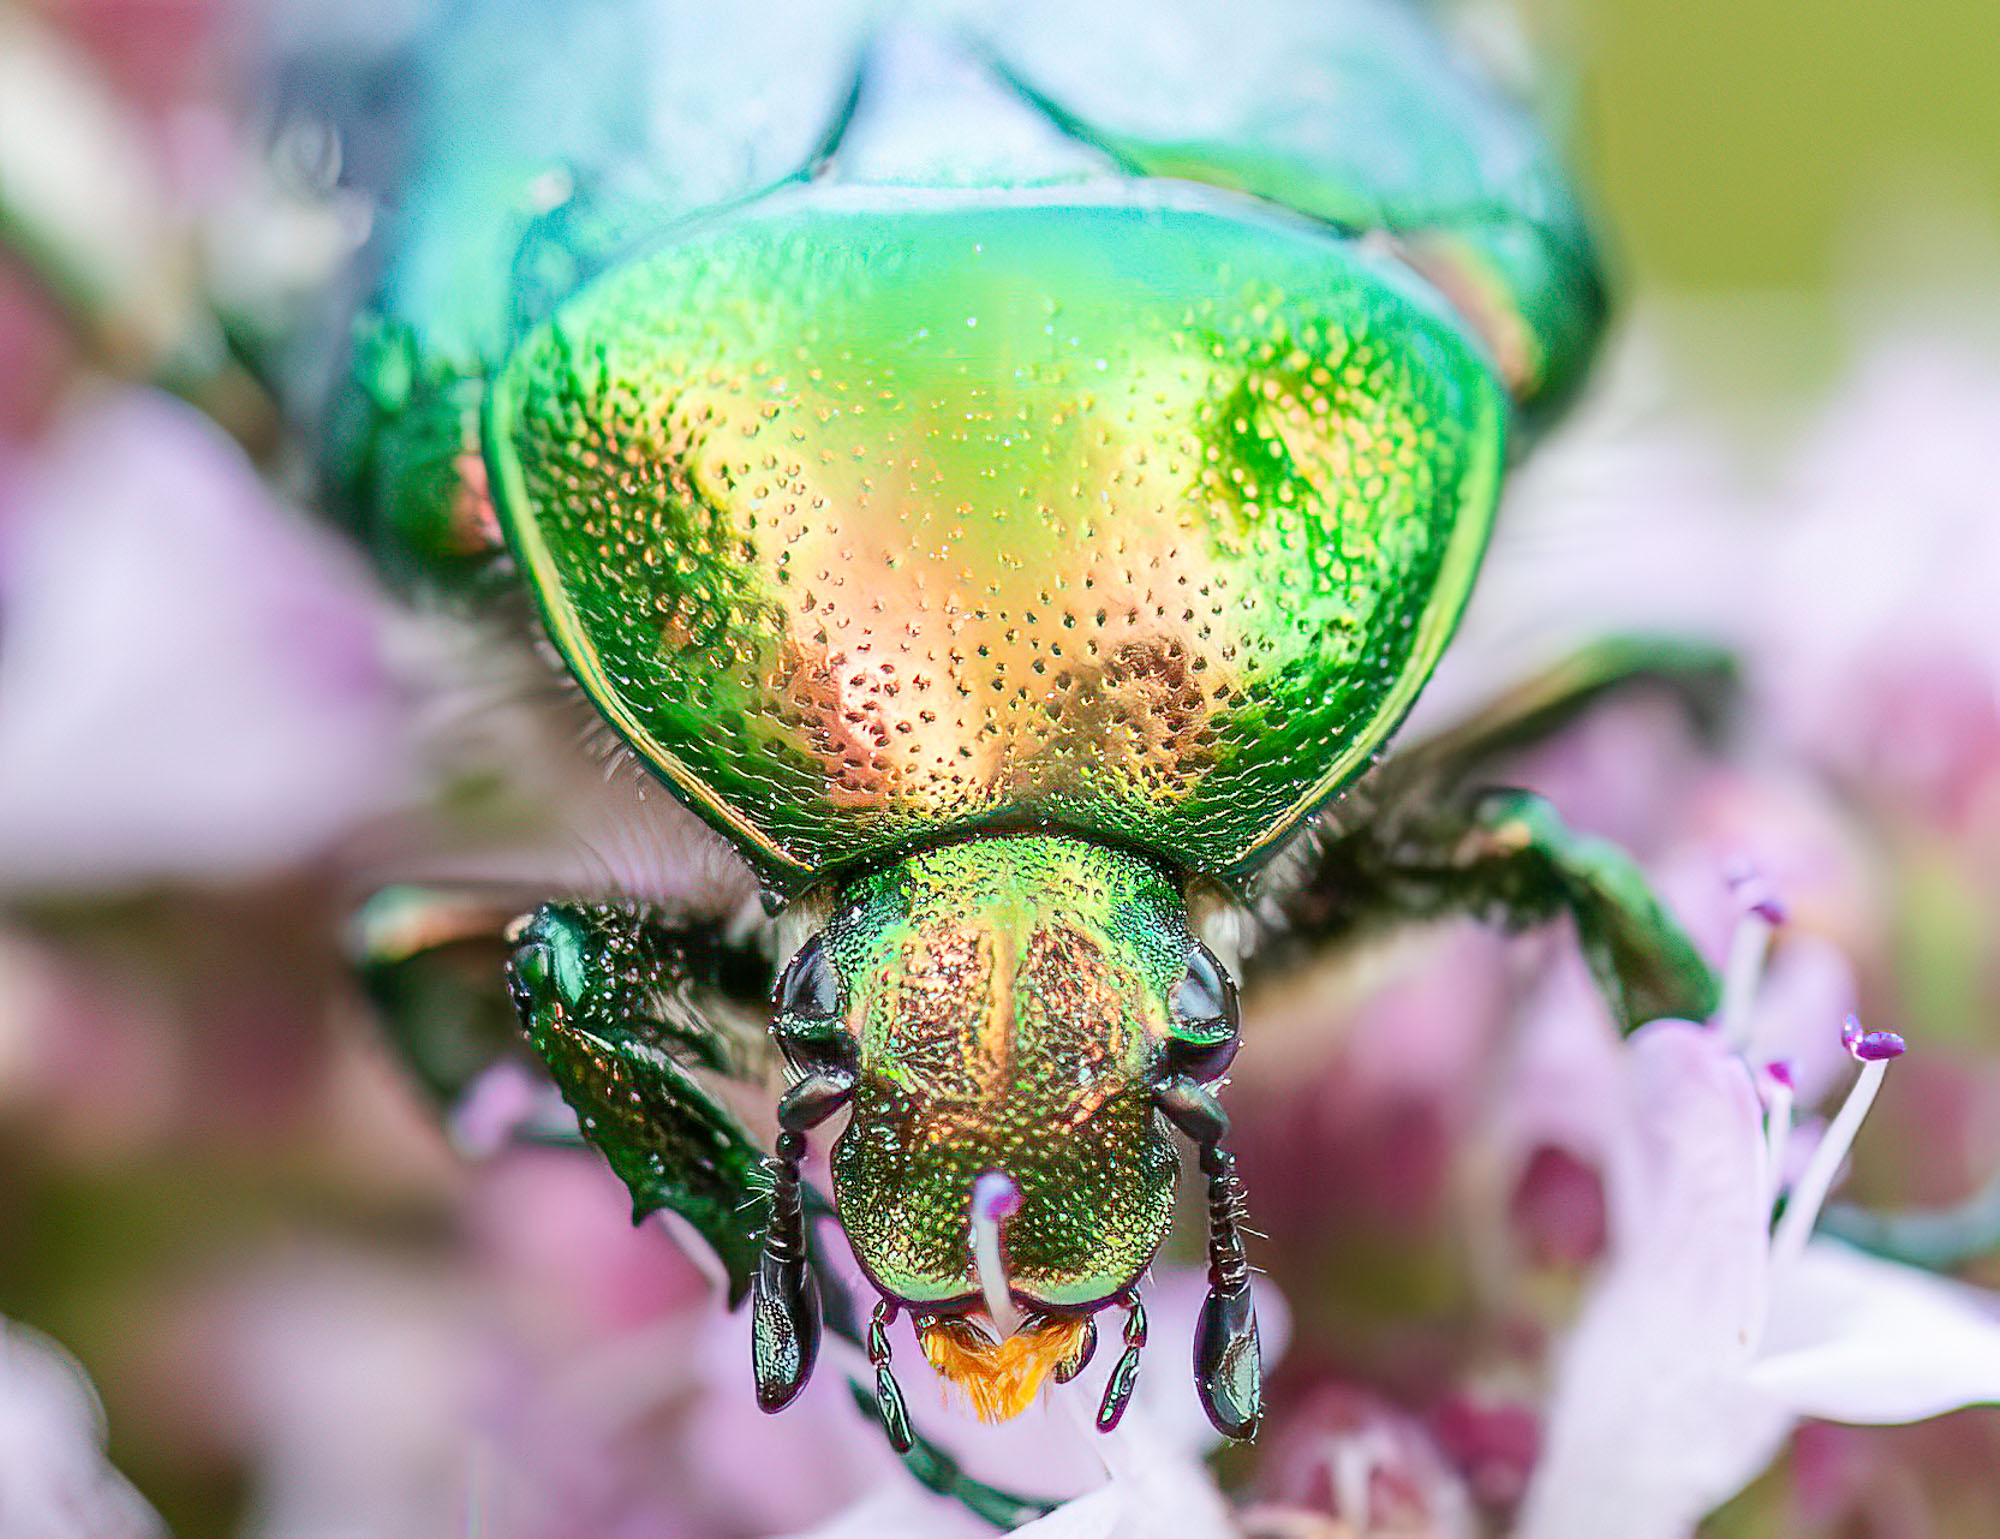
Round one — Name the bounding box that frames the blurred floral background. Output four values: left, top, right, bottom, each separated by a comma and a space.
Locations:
4, 1, 2000, 1536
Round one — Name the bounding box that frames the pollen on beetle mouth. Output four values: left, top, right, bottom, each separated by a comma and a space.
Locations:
916, 1311, 1094, 1424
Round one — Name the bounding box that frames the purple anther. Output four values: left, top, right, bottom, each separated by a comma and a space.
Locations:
1764, 1058, 1797, 1091
973, 1170, 1023, 1224
1841, 1013, 1908, 1063
1727, 861, 1789, 926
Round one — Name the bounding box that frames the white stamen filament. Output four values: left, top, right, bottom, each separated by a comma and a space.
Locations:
1761, 1075, 1795, 1210
971, 1171, 1024, 1340
1717, 908, 1775, 1053
1770, 1056, 1890, 1275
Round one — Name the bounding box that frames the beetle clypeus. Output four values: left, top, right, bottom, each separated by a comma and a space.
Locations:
2, 0, 1729, 1502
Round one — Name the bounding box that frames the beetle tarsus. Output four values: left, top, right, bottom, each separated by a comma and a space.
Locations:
869, 1298, 915, 1453
1095, 1290, 1147, 1432
752, 1128, 822, 1412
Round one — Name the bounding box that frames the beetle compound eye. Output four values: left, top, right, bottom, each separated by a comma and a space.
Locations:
1173, 945, 1233, 1026
777, 934, 841, 1020
1167, 944, 1241, 1083
1168, 1032, 1241, 1085
773, 934, 857, 1080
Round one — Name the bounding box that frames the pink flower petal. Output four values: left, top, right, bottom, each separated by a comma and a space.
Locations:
0, 390, 413, 889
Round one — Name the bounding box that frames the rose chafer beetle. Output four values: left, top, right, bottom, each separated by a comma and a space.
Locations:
299, 0, 1726, 1479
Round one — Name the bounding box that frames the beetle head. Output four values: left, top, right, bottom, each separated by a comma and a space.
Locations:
770, 831, 1239, 1419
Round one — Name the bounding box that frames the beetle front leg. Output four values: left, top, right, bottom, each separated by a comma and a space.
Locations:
1374, 634, 1737, 799
751, 1071, 853, 1413
1253, 634, 1730, 1031
503, 899, 776, 1298
384, 893, 1057, 1514
1156, 1076, 1262, 1440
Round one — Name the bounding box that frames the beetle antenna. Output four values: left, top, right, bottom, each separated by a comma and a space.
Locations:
1194, 1137, 1261, 1437
868, 1297, 915, 1453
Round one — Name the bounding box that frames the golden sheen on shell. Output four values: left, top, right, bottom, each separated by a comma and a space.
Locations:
489, 185, 1506, 884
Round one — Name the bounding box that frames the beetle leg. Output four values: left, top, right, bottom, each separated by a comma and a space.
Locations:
1370, 634, 1737, 805
1095, 1290, 1149, 1433
752, 1069, 852, 1413
1266, 786, 1717, 1033
1265, 782, 1720, 1033
501, 899, 776, 1299
864, 1298, 915, 1453
1256, 636, 1735, 1032
1822, 1166, 2000, 1273
1156, 1078, 1263, 1440
369, 890, 1056, 1510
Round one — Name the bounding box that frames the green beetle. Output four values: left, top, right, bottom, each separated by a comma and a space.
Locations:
299, 0, 1718, 1469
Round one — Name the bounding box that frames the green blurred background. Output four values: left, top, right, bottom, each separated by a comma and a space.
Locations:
1541, 0, 1999, 396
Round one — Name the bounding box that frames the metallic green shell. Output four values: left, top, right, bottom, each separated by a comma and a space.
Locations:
488, 188, 1504, 879
328, 0, 1600, 602
320, 0, 1605, 879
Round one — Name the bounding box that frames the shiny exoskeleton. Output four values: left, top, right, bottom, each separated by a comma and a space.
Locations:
301, 0, 1726, 1502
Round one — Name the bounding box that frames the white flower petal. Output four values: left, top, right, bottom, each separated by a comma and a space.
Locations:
777, 1481, 992, 1539
1752, 1240, 2000, 1423
1017, 1434, 1238, 1539
0, 1320, 163, 1539
1514, 1022, 1786, 1539
1012, 1486, 1123, 1539
1603, 1022, 1774, 1354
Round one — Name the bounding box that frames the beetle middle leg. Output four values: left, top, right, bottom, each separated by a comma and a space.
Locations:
1256, 635, 1734, 1031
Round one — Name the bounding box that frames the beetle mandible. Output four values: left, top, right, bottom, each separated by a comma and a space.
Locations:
308, 0, 1724, 1455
